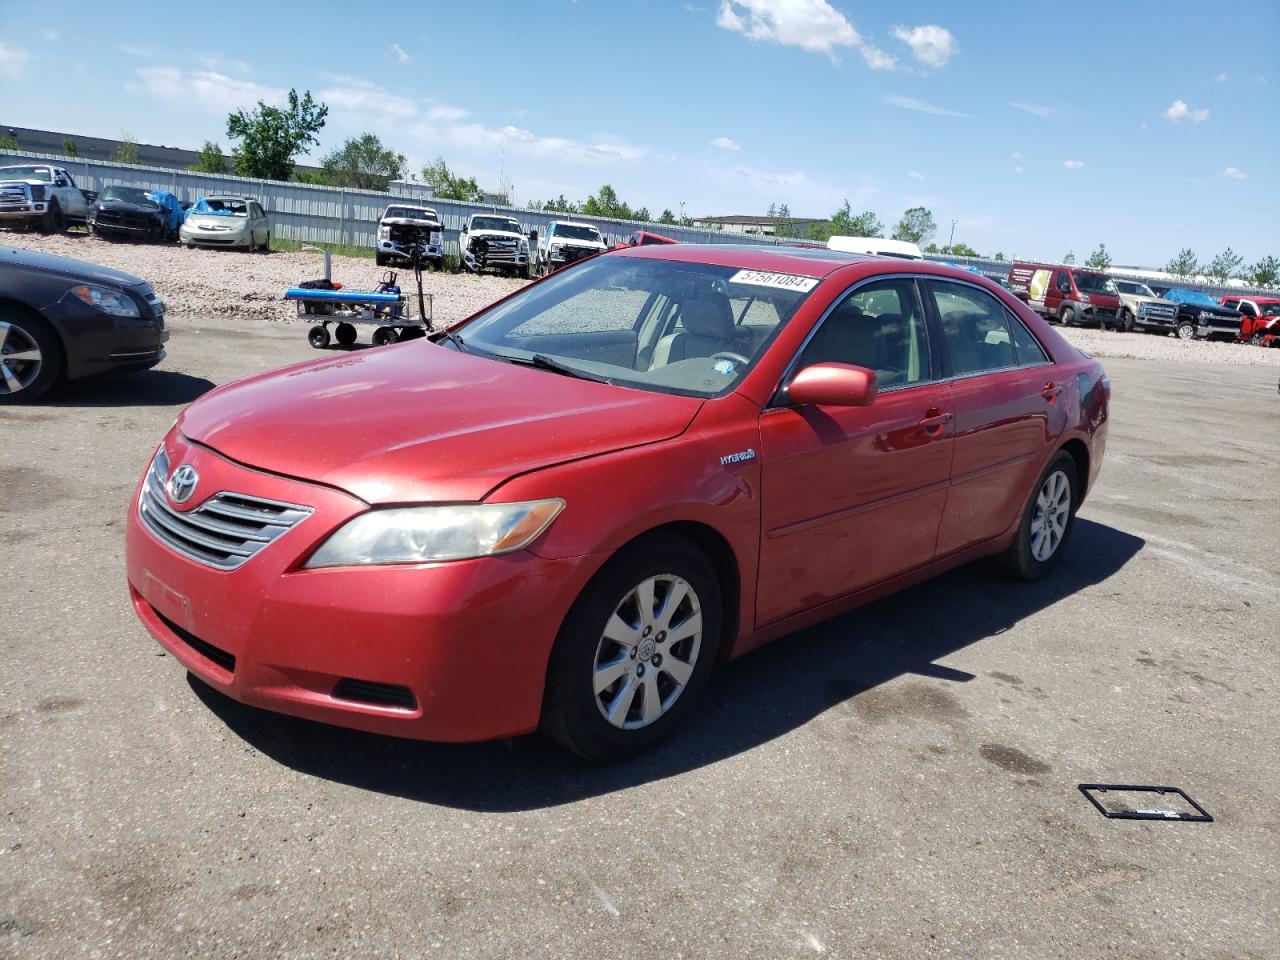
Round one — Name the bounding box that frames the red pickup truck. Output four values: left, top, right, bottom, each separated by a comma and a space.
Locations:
1221, 296, 1280, 347
1008, 261, 1121, 328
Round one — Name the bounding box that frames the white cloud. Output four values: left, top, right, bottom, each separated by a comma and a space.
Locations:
1223, 166, 1247, 181
907, 170, 925, 180
1063, 159, 1085, 170
715, 0, 895, 68
884, 95, 973, 119
43, 29, 60, 42
425, 105, 468, 122
1010, 100, 1056, 117
317, 76, 419, 123
891, 25, 956, 68
1214, 71, 1227, 82
0, 40, 30, 78
1012, 151, 1023, 173
1163, 99, 1209, 123
390, 43, 410, 63
710, 136, 742, 151
132, 66, 285, 114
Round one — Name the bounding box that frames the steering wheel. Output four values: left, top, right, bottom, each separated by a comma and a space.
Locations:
710, 351, 750, 367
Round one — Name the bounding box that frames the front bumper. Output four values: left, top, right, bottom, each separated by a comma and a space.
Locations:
43, 293, 168, 380
0, 202, 45, 219
378, 240, 443, 262
1196, 316, 1242, 339
181, 226, 251, 247
124, 435, 594, 742
548, 245, 604, 265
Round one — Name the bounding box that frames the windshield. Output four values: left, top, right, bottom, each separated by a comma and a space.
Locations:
454, 256, 818, 398
1115, 281, 1156, 297
1165, 289, 1218, 308
385, 206, 438, 221
471, 216, 520, 233
1075, 272, 1118, 295
1, 166, 53, 182
203, 198, 248, 217
553, 224, 602, 242
100, 186, 159, 207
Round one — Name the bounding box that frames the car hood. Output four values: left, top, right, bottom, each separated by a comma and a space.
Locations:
469, 229, 523, 241
552, 238, 606, 248
1190, 304, 1240, 316
382, 217, 441, 228
1119, 293, 1173, 306
0, 245, 146, 288
178, 342, 703, 503
93, 200, 162, 214
185, 214, 249, 228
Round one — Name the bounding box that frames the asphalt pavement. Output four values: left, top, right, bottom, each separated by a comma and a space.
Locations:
2, 315, 1277, 959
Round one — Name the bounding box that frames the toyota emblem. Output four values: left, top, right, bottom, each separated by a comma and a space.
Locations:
167, 464, 199, 504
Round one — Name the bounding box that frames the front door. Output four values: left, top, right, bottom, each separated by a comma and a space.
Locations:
923, 279, 1065, 555
757, 277, 953, 626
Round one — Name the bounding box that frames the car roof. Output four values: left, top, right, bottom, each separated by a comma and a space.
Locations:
551, 220, 600, 229
615, 242, 884, 278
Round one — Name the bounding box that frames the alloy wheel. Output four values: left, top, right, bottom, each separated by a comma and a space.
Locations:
592, 574, 703, 730
1029, 469, 1071, 562
0, 321, 42, 396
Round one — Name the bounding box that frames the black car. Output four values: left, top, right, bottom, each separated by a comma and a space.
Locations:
88, 185, 173, 242
1153, 287, 1243, 341
0, 246, 168, 402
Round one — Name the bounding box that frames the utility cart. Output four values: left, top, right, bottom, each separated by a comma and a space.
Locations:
285, 247, 434, 348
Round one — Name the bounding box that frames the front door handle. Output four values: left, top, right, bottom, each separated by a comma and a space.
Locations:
919, 410, 953, 432
1041, 382, 1063, 400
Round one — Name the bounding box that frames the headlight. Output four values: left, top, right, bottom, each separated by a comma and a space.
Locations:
1079, 294, 1091, 303
1198, 310, 1213, 320
30, 185, 46, 201
518, 239, 529, 252
69, 284, 140, 317
305, 499, 564, 567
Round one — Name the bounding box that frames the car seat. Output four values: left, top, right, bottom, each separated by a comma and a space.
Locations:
649, 292, 743, 368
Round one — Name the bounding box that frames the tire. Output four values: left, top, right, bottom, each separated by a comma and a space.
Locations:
0, 308, 63, 403
371, 326, 398, 346
308, 325, 330, 349
518, 265, 531, 280
1119, 309, 1134, 332
39, 202, 64, 235
1060, 306, 1075, 327
541, 534, 722, 762
334, 322, 358, 346
375, 252, 388, 267
1175, 320, 1195, 340
998, 451, 1078, 582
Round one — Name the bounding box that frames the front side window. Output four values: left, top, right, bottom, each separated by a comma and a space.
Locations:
794, 278, 931, 389
1056, 271, 1071, 293
456, 257, 819, 397
927, 280, 1017, 375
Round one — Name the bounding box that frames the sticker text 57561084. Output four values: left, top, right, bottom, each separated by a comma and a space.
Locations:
729, 270, 820, 293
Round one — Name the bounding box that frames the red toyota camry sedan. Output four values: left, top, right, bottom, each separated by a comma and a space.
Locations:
125, 245, 1108, 761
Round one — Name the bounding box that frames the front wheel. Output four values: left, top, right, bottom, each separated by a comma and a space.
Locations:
541, 535, 722, 762
1175, 320, 1195, 340
39, 202, 65, 235
999, 452, 1078, 581
1119, 309, 1134, 332
1060, 306, 1075, 327
0, 309, 63, 403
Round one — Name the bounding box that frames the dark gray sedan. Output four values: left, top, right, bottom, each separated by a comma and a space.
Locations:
0, 245, 168, 402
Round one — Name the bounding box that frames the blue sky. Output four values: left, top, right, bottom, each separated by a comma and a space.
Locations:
2, 0, 1276, 265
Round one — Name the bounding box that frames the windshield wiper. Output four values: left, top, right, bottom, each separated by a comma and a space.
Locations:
433, 329, 467, 352
503, 352, 612, 384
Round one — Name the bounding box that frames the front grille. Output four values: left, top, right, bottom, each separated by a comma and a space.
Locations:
138, 447, 312, 571
154, 607, 237, 673
1139, 303, 1175, 320
97, 210, 153, 229
474, 238, 519, 262
332, 678, 417, 710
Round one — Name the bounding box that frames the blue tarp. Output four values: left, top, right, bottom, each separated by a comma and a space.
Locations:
283, 288, 403, 304
190, 197, 237, 217
145, 191, 185, 232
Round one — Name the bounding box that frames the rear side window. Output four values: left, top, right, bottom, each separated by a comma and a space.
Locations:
926, 280, 1017, 375
795, 278, 931, 389
1008, 310, 1049, 364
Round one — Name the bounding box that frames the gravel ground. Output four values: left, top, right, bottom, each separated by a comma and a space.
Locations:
5, 231, 1279, 368
3, 231, 526, 328
1, 319, 1277, 959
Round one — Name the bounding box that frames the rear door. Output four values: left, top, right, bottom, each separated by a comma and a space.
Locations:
923, 279, 1066, 555
756, 276, 953, 625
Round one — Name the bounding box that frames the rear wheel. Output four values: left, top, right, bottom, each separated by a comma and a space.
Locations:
541, 534, 722, 762
0, 309, 63, 403
999, 451, 1078, 581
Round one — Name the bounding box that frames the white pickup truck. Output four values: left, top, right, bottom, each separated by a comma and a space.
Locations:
458, 213, 530, 277
376, 204, 444, 269
0, 164, 90, 233
537, 220, 607, 275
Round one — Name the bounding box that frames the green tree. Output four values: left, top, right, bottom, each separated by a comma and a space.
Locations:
190, 140, 228, 174
1085, 243, 1112, 270
1247, 255, 1279, 287
892, 206, 936, 245
1165, 248, 1199, 279
808, 200, 882, 242
658, 208, 676, 225
421, 156, 485, 202
227, 89, 328, 181
634, 207, 651, 222
949, 242, 980, 257
62, 138, 78, 157
924, 242, 940, 253
992, 251, 1006, 261
1062, 251, 1076, 265
292, 170, 327, 185
540, 194, 580, 214
112, 132, 140, 164
319, 133, 405, 191
582, 184, 634, 220
0, 135, 18, 151
1207, 247, 1244, 283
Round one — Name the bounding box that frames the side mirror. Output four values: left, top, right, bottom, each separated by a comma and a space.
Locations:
786, 363, 877, 407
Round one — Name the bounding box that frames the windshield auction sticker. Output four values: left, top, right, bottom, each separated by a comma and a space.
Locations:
729, 270, 819, 292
